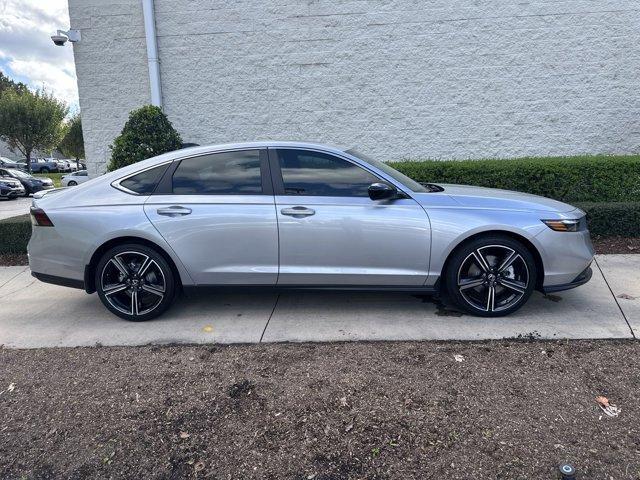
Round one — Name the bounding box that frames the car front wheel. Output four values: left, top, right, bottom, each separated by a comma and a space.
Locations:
445, 235, 537, 317
68, 181, 77, 186
95, 244, 177, 321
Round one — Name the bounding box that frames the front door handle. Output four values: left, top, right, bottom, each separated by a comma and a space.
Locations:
281, 206, 315, 217
157, 206, 192, 217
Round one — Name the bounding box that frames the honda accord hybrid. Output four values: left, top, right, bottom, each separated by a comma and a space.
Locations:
28, 142, 594, 321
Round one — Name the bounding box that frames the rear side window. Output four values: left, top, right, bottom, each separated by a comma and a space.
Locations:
276, 149, 381, 197
119, 164, 169, 194
172, 150, 262, 195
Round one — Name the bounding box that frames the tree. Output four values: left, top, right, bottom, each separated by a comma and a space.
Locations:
0, 70, 27, 96
58, 114, 85, 170
108, 105, 182, 171
0, 89, 68, 171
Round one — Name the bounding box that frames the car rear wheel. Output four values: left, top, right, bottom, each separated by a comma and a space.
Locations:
95, 244, 177, 321
40, 167, 49, 173
445, 235, 537, 317
68, 180, 77, 186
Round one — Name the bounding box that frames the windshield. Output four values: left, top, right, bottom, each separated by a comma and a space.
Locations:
8, 169, 30, 178
345, 149, 427, 193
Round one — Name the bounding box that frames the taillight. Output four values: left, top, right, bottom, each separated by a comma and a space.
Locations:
30, 207, 54, 227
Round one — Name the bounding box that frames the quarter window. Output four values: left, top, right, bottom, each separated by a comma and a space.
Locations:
119, 164, 170, 195
172, 150, 262, 195
276, 149, 381, 197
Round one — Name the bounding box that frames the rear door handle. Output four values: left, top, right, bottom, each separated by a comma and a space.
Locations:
157, 206, 192, 217
281, 206, 315, 217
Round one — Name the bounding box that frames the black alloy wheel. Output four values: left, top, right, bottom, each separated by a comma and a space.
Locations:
445, 235, 537, 317
95, 244, 176, 321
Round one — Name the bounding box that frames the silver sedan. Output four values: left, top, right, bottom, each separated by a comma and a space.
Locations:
28, 142, 594, 321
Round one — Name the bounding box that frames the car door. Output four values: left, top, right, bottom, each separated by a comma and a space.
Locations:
270, 147, 431, 286
143, 148, 279, 285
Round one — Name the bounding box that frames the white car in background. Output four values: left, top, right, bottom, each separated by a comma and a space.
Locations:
61, 170, 90, 186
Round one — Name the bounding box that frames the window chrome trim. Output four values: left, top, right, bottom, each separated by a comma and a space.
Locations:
111, 147, 268, 196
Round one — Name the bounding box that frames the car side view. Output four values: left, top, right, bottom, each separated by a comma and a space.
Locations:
28, 142, 594, 321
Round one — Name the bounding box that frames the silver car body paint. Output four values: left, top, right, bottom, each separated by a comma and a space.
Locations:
28, 141, 594, 291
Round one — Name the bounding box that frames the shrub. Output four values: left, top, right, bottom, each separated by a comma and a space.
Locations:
575, 202, 640, 237
390, 155, 640, 203
0, 214, 31, 254
108, 105, 182, 171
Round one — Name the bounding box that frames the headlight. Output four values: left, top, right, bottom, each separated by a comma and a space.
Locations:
542, 218, 583, 232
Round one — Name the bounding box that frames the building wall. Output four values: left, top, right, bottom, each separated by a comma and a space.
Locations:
69, 0, 640, 175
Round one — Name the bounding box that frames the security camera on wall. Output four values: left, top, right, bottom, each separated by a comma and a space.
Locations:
51, 29, 81, 46
51, 34, 68, 46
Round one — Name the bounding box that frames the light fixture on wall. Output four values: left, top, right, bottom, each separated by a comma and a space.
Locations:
51, 29, 81, 47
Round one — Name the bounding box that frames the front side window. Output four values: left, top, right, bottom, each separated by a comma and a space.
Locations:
119, 164, 170, 195
277, 149, 381, 197
172, 150, 262, 195
77, 171, 88, 177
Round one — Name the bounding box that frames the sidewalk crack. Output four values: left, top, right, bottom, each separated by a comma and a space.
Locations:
0, 266, 29, 290
259, 293, 280, 343
595, 257, 636, 339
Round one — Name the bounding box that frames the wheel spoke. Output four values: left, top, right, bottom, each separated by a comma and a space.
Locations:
103, 283, 128, 296
498, 251, 520, 273
486, 285, 495, 311
472, 250, 491, 272
458, 277, 485, 290
141, 284, 164, 297
110, 256, 130, 277
138, 256, 152, 276
131, 290, 139, 315
498, 278, 526, 294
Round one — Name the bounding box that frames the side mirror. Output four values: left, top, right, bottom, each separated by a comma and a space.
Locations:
368, 182, 397, 201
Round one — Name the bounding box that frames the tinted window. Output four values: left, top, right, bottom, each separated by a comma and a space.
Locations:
172, 150, 262, 195
345, 149, 428, 193
120, 164, 169, 194
77, 171, 88, 176
277, 149, 381, 197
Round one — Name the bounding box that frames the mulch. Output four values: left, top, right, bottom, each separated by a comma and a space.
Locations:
0, 254, 27, 266
591, 236, 640, 254
1, 340, 638, 479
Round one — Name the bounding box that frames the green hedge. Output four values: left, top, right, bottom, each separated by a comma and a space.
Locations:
390, 155, 640, 203
575, 202, 640, 237
0, 214, 31, 254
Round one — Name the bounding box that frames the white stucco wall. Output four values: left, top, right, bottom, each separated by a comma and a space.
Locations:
69, 0, 640, 175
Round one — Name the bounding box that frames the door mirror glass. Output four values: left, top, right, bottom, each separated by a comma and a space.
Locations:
368, 182, 397, 201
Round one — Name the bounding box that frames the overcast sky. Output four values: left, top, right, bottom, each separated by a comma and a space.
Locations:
0, 0, 78, 111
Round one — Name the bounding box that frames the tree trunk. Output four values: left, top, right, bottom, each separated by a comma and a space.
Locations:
76, 156, 80, 171
26, 150, 32, 173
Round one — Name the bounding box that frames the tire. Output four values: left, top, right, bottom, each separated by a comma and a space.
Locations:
68, 181, 77, 186
445, 235, 537, 317
40, 167, 49, 173
95, 243, 177, 321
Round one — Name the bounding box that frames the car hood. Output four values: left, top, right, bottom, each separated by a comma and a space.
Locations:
414, 184, 577, 213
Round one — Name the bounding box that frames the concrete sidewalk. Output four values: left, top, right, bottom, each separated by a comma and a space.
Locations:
0, 255, 637, 349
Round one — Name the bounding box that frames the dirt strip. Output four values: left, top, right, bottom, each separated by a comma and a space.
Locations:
0, 340, 638, 479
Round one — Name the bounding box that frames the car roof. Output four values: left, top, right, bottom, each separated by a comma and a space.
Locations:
161, 141, 348, 160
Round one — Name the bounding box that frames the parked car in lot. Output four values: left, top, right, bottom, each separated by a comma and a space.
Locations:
61, 170, 89, 186
28, 142, 594, 321
0, 156, 27, 171
30, 158, 61, 173
0, 168, 54, 195
0, 171, 25, 199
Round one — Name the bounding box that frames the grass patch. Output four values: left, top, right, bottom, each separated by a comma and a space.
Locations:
34, 172, 63, 188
